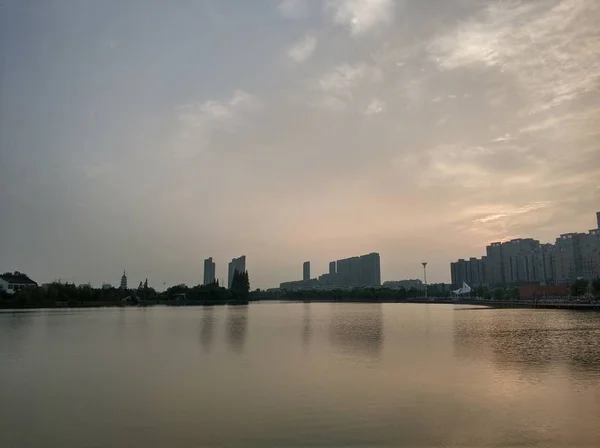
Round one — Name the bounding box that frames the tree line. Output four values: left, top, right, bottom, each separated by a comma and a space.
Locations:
0, 270, 251, 308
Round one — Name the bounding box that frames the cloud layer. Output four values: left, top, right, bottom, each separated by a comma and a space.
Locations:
1, 0, 599, 288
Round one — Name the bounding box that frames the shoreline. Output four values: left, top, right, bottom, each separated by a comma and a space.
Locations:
2, 297, 599, 311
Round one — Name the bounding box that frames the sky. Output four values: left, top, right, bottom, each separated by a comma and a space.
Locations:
1, 0, 599, 289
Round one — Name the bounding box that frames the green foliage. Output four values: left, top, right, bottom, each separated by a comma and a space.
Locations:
505, 287, 520, 300
482, 286, 491, 300
3, 282, 128, 308
570, 279, 589, 297
162, 280, 235, 303
591, 278, 600, 298
230, 270, 250, 300
493, 287, 505, 300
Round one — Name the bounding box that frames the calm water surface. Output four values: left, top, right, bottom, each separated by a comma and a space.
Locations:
1, 303, 600, 447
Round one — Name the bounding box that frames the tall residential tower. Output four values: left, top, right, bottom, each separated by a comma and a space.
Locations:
303, 261, 310, 282
228, 256, 247, 288
203, 257, 216, 285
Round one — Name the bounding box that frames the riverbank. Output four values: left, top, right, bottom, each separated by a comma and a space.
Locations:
3, 297, 599, 311
0, 298, 251, 309
263, 297, 600, 311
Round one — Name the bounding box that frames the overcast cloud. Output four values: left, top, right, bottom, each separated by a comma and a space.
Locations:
1, 0, 599, 289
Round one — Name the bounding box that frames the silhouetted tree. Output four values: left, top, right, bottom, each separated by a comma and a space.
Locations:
570, 279, 589, 297
230, 270, 250, 300
591, 278, 600, 298
493, 287, 505, 300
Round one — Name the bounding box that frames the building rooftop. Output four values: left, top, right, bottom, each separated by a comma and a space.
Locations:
0, 272, 37, 286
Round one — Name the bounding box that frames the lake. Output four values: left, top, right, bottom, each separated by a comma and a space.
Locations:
1, 303, 600, 447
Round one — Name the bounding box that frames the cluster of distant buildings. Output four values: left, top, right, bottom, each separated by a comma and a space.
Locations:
203, 255, 246, 289
451, 211, 600, 288
279, 252, 381, 291
381, 279, 424, 290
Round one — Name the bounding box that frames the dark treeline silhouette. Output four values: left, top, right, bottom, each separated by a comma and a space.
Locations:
230, 270, 250, 301
0, 273, 251, 309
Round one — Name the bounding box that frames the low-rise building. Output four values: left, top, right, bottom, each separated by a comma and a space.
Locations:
383, 279, 423, 290
279, 279, 319, 291
0, 272, 38, 295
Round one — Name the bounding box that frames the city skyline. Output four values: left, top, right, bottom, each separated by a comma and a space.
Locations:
451, 211, 600, 287
1, 0, 599, 290
6, 208, 599, 291
6, 208, 600, 291
282, 252, 381, 290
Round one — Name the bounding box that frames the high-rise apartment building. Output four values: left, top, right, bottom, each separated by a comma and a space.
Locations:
203, 257, 216, 285
451, 257, 486, 287
485, 242, 504, 285
580, 229, 599, 280
501, 238, 540, 284
555, 231, 600, 284
597, 211, 600, 229
303, 261, 310, 282
554, 233, 583, 284
359, 252, 381, 286
334, 253, 381, 287
452, 213, 600, 287
335, 257, 353, 286
329, 261, 336, 275
531, 244, 555, 284
228, 255, 246, 288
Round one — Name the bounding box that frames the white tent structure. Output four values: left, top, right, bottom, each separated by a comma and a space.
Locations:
452, 282, 472, 297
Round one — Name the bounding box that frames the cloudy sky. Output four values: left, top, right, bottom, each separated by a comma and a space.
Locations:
1, 0, 599, 289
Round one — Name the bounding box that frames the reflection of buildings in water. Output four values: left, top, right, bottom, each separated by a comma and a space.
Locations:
560, 313, 600, 376
117, 307, 126, 331
452, 309, 492, 360
301, 303, 311, 349
200, 307, 215, 352
329, 305, 383, 356
136, 306, 148, 335
226, 305, 248, 353
452, 309, 600, 376
452, 309, 555, 372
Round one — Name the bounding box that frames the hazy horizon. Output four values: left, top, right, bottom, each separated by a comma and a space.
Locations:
1, 0, 599, 289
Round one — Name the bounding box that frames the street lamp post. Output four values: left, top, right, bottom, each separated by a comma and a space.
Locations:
422, 262, 428, 299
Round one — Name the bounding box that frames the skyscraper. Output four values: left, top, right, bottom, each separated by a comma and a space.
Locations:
329, 261, 336, 275
334, 253, 381, 287
228, 255, 246, 288
303, 261, 310, 282
359, 252, 381, 286
485, 242, 504, 285
597, 211, 600, 229
203, 257, 216, 285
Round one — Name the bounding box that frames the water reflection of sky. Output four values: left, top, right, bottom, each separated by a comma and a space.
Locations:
226, 305, 248, 354
328, 304, 383, 358
199, 306, 215, 352
453, 308, 600, 379
2, 305, 600, 447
